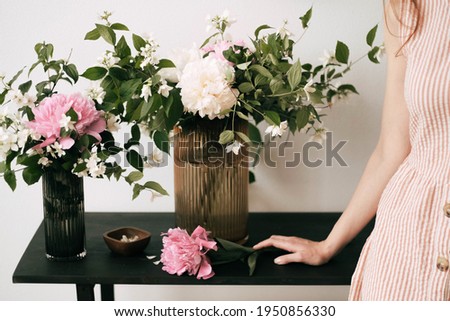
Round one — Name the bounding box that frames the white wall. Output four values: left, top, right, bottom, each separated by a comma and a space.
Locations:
0, 0, 385, 300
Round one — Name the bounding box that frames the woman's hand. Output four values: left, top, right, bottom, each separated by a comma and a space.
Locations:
253, 235, 333, 266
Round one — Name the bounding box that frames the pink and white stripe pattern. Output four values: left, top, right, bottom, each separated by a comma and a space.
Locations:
349, 0, 450, 300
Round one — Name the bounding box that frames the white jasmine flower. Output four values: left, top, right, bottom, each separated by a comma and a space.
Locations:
90, 162, 106, 178
151, 147, 163, 164
86, 85, 106, 104
277, 20, 294, 39
303, 78, 316, 101
206, 10, 237, 33
10, 90, 24, 106
37, 156, 52, 167
0, 128, 18, 159
106, 113, 120, 132
0, 71, 5, 80
158, 79, 173, 98
0, 107, 9, 123
265, 120, 288, 137
85, 153, 105, 178
145, 147, 164, 168
50, 142, 66, 157
176, 56, 238, 119
99, 10, 112, 23
309, 124, 328, 144
59, 114, 75, 131
16, 127, 30, 148
319, 50, 337, 66
22, 93, 37, 108
98, 51, 119, 69
139, 38, 160, 69
225, 140, 243, 155
140, 83, 152, 102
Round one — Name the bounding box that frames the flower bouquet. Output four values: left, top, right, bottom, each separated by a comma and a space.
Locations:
80, 8, 382, 242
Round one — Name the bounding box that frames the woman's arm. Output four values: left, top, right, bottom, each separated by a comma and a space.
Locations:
253, 3, 411, 265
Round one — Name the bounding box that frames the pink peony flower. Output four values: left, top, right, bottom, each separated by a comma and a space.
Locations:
203, 40, 246, 65
160, 225, 218, 280
27, 93, 106, 149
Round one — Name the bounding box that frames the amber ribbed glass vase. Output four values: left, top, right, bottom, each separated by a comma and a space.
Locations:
42, 170, 86, 261
174, 117, 249, 244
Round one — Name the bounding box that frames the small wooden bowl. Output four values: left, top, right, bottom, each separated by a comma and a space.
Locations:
103, 226, 151, 256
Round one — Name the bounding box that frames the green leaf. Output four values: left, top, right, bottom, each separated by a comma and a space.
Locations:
84, 28, 101, 40
335, 41, 350, 64
247, 251, 260, 276
125, 170, 144, 184
115, 35, 131, 58
296, 108, 310, 130
238, 82, 254, 93
236, 111, 249, 121
338, 84, 359, 94
95, 24, 116, 45
249, 65, 273, 79
287, 59, 302, 90
81, 66, 107, 80
199, 32, 220, 49
366, 24, 378, 47
4, 170, 17, 191
131, 123, 141, 141
144, 181, 169, 196
153, 130, 170, 155
0, 162, 5, 174
0, 89, 7, 104
18, 80, 32, 94
264, 111, 281, 126
300, 7, 313, 29
63, 64, 79, 83
248, 123, 262, 145
254, 24, 273, 38
236, 131, 251, 144
158, 59, 176, 69
119, 78, 142, 100
8, 67, 25, 86
22, 166, 42, 185
108, 66, 129, 81
132, 33, 147, 51
368, 46, 381, 64
132, 183, 145, 200
219, 130, 234, 145
113, 166, 125, 181
126, 150, 144, 172
249, 170, 256, 184
110, 23, 129, 31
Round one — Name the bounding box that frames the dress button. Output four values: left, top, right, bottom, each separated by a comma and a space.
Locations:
437, 256, 449, 272
443, 203, 450, 218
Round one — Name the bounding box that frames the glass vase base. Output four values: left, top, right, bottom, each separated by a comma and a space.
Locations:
45, 249, 87, 262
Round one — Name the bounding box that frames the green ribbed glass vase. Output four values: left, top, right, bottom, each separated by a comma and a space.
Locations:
42, 170, 86, 261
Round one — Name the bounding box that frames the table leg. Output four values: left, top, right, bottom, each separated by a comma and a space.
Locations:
101, 284, 115, 301
76, 284, 95, 301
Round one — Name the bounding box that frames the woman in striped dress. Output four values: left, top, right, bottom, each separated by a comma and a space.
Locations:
254, 0, 450, 300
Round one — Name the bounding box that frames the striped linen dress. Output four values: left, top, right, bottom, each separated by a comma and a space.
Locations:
349, 0, 450, 300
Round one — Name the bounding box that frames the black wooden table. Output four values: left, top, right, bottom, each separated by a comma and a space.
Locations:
12, 212, 374, 301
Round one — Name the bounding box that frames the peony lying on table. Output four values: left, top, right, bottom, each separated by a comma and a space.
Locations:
159, 226, 260, 280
